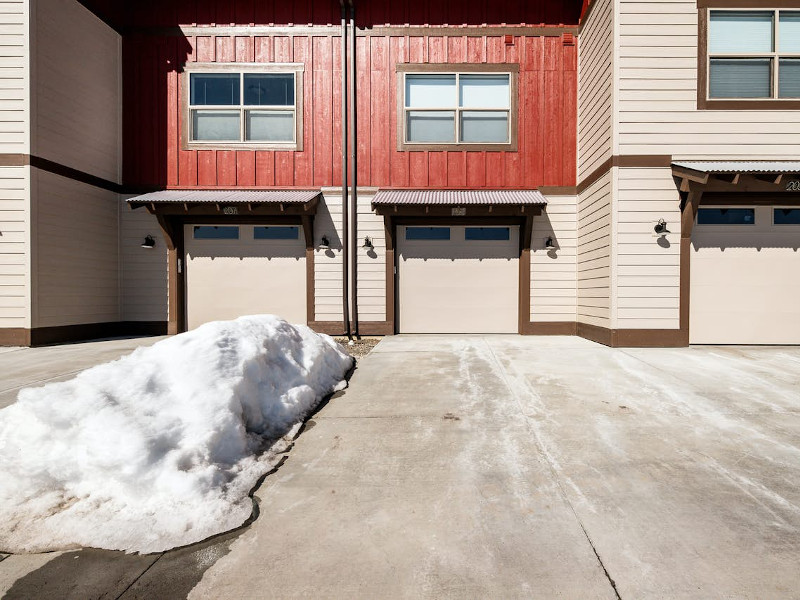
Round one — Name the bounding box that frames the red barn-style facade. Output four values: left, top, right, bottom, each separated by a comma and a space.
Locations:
118, 0, 583, 339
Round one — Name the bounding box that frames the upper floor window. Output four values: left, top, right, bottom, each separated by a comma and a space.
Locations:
183, 64, 304, 150
396, 64, 518, 151
703, 10, 800, 104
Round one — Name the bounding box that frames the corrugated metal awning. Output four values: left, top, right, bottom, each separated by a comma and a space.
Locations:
127, 189, 322, 208
672, 161, 800, 174
372, 189, 547, 206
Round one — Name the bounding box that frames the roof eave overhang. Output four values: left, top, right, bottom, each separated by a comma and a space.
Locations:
671, 162, 800, 194
372, 203, 544, 217
127, 191, 322, 216
371, 189, 547, 217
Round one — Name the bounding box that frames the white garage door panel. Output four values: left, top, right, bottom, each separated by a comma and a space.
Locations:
398, 226, 519, 333
691, 225, 800, 344
185, 224, 307, 330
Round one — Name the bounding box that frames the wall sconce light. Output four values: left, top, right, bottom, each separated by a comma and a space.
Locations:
545, 236, 555, 249
141, 234, 156, 249
654, 219, 670, 235
362, 236, 374, 249
319, 235, 330, 249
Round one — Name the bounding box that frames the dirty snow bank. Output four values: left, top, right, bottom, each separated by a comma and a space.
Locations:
0, 315, 353, 554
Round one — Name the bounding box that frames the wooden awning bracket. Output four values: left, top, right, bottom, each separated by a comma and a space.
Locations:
714, 173, 740, 185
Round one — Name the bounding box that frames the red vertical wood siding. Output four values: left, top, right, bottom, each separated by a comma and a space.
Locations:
123, 30, 578, 189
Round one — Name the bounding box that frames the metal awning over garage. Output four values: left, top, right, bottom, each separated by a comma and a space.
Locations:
672, 161, 800, 190
672, 161, 800, 174
127, 189, 322, 214
372, 189, 547, 216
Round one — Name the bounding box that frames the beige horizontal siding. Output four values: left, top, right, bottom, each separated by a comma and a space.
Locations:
614, 166, 681, 330
33, 169, 119, 327
0, 165, 29, 327
315, 193, 343, 322
577, 171, 612, 327
531, 194, 577, 323
34, 0, 121, 182
617, 0, 800, 159
120, 201, 167, 322
355, 194, 386, 323
577, 0, 614, 180
0, 0, 28, 154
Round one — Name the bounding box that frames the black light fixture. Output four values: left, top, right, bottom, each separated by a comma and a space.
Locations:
141, 234, 156, 249
362, 236, 373, 249
654, 219, 670, 235
319, 235, 331, 249
545, 236, 555, 249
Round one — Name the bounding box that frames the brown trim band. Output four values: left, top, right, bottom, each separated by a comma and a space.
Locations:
522, 321, 577, 335
0, 153, 159, 195
0, 321, 168, 347
576, 322, 687, 347
308, 321, 394, 336
577, 155, 673, 194
538, 186, 578, 196
0, 328, 30, 346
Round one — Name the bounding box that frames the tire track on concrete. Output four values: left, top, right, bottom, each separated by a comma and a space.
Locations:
480, 337, 622, 600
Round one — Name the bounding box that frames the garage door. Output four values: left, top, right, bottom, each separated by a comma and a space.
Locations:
184, 224, 307, 329
690, 206, 800, 344
397, 225, 519, 333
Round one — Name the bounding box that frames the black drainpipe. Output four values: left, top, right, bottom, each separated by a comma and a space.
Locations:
349, 0, 359, 338
340, 1, 351, 339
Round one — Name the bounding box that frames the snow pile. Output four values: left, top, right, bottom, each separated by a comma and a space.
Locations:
0, 315, 352, 554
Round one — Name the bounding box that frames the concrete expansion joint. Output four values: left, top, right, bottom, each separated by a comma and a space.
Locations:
113, 554, 164, 600
578, 522, 622, 600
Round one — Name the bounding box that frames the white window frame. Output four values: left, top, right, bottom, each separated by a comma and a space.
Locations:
396, 64, 518, 151
706, 8, 800, 100
182, 63, 304, 151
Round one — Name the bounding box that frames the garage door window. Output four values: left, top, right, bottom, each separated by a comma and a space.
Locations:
405, 227, 451, 240
193, 226, 239, 239
774, 208, 800, 224
254, 226, 299, 240
465, 227, 510, 241
697, 208, 755, 225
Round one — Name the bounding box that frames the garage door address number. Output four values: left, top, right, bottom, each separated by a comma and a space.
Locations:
786, 181, 800, 191
222, 206, 238, 215
451, 207, 466, 216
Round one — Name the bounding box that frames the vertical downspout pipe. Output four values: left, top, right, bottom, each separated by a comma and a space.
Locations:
349, 0, 359, 338
340, 1, 351, 339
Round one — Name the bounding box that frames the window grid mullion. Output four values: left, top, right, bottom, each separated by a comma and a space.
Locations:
774, 10, 780, 98
240, 74, 245, 141
455, 73, 461, 143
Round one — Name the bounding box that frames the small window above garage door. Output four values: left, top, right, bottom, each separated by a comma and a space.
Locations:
193, 226, 239, 239
773, 208, 800, 224
465, 227, 510, 241
697, 208, 755, 225
254, 226, 300, 239
405, 227, 450, 240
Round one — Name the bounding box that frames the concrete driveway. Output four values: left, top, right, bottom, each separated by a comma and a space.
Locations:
2, 335, 800, 599
0, 336, 165, 410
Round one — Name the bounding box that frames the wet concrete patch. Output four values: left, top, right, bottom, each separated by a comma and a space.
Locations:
117, 530, 240, 599
3, 549, 159, 600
